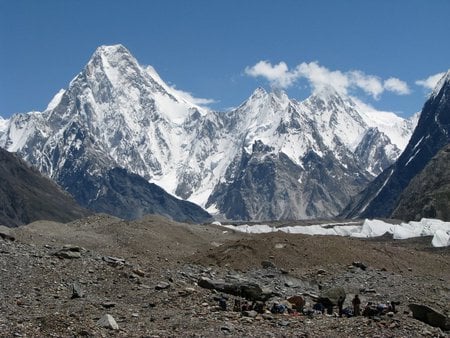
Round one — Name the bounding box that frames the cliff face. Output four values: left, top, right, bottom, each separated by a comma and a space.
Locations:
343, 71, 450, 219
0, 147, 90, 227
392, 144, 450, 221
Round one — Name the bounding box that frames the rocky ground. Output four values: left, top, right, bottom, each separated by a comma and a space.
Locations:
0, 214, 449, 337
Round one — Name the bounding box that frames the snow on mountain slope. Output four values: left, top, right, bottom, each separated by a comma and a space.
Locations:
0, 115, 7, 135
203, 85, 414, 220
0, 44, 417, 220
355, 99, 419, 150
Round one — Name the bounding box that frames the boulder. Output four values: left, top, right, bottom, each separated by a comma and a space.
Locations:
197, 277, 272, 301
102, 256, 125, 266
242, 310, 258, 318
261, 260, 276, 269
53, 245, 86, 259
71, 282, 84, 299
409, 303, 450, 330
96, 314, 119, 330
352, 261, 367, 270
155, 282, 170, 290
0, 231, 15, 241
318, 287, 346, 307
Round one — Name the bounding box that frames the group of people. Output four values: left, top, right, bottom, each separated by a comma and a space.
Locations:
217, 294, 398, 319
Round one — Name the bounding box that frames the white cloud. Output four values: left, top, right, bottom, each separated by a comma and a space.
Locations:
170, 86, 217, 106
245, 60, 411, 99
415, 72, 446, 90
348, 71, 384, 99
295, 62, 350, 94
244, 61, 297, 88
144, 65, 216, 108
384, 77, 411, 95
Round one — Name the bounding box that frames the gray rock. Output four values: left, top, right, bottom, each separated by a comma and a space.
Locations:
101, 301, 116, 308
318, 287, 346, 312
197, 277, 272, 301
53, 250, 81, 259
352, 261, 367, 270
71, 283, 84, 299
155, 282, 170, 290
53, 245, 85, 259
96, 314, 119, 330
278, 320, 290, 327
261, 260, 276, 269
102, 256, 125, 266
0, 231, 15, 241
220, 323, 234, 334
242, 310, 258, 318
409, 303, 450, 330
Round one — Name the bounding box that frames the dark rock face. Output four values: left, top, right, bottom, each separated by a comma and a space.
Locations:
408, 303, 450, 330
343, 72, 450, 219
207, 141, 369, 221
319, 287, 346, 307
392, 144, 450, 221
0, 147, 90, 227
197, 276, 272, 301
354, 128, 400, 176
69, 167, 211, 223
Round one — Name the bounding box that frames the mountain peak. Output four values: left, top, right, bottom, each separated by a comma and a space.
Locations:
304, 84, 355, 112
431, 69, 450, 99
269, 88, 288, 100
250, 87, 268, 98
311, 84, 346, 99
86, 44, 138, 74
93, 44, 130, 58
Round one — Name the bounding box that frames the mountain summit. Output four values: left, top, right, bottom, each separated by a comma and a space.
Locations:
0, 45, 417, 221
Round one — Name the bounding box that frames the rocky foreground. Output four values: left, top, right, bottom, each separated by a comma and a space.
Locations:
0, 215, 449, 337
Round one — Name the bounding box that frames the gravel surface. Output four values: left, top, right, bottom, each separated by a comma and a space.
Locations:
0, 215, 449, 337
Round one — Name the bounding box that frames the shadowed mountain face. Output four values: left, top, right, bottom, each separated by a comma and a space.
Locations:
342, 71, 450, 219
0, 147, 91, 227
391, 144, 450, 221
71, 167, 212, 223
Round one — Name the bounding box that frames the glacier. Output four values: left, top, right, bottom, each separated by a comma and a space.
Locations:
220, 218, 450, 247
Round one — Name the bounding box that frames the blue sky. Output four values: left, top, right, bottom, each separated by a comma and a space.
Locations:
1, 0, 449, 118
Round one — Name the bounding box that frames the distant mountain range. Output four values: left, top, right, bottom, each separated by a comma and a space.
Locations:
1, 44, 436, 222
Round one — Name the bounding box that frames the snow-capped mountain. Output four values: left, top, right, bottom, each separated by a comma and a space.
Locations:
204, 86, 415, 220
0, 44, 416, 221
342, 70, 450, 219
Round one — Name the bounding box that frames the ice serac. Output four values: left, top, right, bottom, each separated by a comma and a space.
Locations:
0, 44, 416, 221
343, 70, 450, 219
